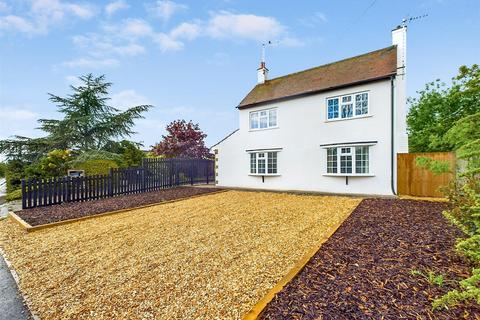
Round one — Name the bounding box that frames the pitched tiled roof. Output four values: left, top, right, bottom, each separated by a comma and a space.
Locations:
238, 46, 397, 109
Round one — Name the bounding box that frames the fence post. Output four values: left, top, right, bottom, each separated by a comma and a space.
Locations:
109, 168, 114, 197
63, 176, 70, 202
190, 159, 194, 185
21, 179, 26, 209
206, 160, 209, 185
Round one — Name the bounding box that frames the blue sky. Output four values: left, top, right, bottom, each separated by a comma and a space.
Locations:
0, 0, 479, 151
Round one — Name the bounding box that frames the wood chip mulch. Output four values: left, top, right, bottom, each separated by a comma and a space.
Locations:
260, 198, 480, 320
16, 186, 221, 226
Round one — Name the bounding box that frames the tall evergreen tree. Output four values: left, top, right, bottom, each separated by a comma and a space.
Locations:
0, 74, 152, 160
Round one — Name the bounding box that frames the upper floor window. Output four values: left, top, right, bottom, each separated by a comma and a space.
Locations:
327, 92, 369, 120
326, 146, 370, 175
250, 108, 277, 130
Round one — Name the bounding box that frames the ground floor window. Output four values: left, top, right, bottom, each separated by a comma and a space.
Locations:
326, 146, 370, 174
250, 151, 278, 174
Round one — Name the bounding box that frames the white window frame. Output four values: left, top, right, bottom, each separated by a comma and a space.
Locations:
249, 108, 278, 130
326, 91, 369, 121
323, 144, 374, 176
248, 151, 279, 175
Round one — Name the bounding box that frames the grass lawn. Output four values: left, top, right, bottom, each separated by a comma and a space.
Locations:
0, 190, 360, 319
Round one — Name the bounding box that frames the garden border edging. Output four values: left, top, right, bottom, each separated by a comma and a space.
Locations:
9, 189, 228, 232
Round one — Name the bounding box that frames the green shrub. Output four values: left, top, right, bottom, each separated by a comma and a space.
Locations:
69, 150, 124, 167
104, 140, 145, 167
5, 189, 22, 201
38, 149, 73, 177
72, 159, 118, 176
415, 156, 451, 176
456, 235, 480, 264
433, 113, 480, 310
410, 269, 445, 287
432, 268, 480, 310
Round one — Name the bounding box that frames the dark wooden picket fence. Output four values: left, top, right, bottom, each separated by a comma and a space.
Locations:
21, 158, 214, 209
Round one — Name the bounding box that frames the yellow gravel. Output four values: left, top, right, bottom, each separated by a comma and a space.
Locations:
0, 190, 361, 319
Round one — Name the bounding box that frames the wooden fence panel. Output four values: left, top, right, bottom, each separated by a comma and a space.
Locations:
397, 152, 456, 198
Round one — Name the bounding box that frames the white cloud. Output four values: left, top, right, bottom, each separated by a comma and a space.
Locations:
65, 3, 96, 19
122, 18, 153, 37
62, 57, 119, 69
65, 75, 82, 86
206, 11, 285, 41
0, 0, 97, 36
153, 33, 183, 52
169, 22, 200, 40
0, 107, 38, 121
110, 90, 151, 110
147, 0, 188, 22
0, 1, 10, 13
0, 106, 40, 142
72, 33, 145, 57
300, 12, 327, 28
0, 15, 36, 34
113, 43, 145, 55
105, 0, 129, 16
31, 0, 96, 21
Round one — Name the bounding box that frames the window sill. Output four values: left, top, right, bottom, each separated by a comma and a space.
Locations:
325, 114, 372, 123
322, 173, 375, 177
249, 174, 281, 177
249, 126, 279, 132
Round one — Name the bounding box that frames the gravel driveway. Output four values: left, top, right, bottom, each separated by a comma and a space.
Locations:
0, 190, 360, 319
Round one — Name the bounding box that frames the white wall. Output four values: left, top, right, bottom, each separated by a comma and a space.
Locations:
215, 80, 399, 195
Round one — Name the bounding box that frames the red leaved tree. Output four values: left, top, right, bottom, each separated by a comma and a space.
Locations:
152, 120, 211, 158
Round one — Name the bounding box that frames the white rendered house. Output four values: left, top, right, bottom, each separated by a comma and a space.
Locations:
212, 26, 408, 196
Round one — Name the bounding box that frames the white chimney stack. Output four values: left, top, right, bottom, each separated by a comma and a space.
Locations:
392, 24, 407, 79
391, 24, 409, 154
257, 61, 268, 84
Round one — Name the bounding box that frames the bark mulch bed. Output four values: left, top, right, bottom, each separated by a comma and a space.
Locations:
260, 198, 480, 320
16, 186, 221, 226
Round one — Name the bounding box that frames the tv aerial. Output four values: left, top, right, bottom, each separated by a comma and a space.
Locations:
401, 14, 428, 27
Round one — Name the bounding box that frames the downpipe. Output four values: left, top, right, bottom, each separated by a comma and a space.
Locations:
390, 76, 397, 196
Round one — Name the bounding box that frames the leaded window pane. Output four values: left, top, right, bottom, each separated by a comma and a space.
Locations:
355, 146, 369, 173
327, 98, 339, 119
259, 114, 268, 128
327, 148, 337, 173
341, 103, 353, 118
250, 112, 259, 129
268, 109, 277, 127
267, 152, 277, 174
355, 93, 368, 115
258, 159, 266, 174
250, 153, 256, 173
